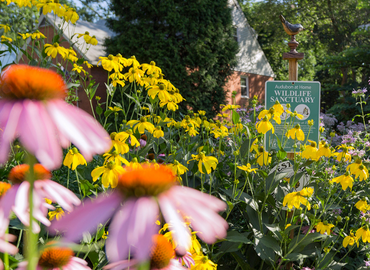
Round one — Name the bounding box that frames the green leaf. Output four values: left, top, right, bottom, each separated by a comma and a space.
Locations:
265, 171, 289, 194
231, 252, 254, 270
52, 34, 60, 43
104, 110, 114, 118
288, 233, 327, 252
89, 83, 99, 100
226, 231, 252, 245
277, 149, 287, 159
232, 110, 240, 124
96, 106, 103, 116
240, 138, 251, 158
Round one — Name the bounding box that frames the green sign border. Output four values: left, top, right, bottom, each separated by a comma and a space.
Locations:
264, 81, 321, 153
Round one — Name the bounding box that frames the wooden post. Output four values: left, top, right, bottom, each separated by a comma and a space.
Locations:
283, 35, 304, 160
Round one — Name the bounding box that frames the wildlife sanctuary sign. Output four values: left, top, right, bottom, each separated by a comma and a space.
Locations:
265, 81, 321, 153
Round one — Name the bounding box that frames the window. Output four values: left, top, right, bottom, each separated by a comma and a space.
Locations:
240, 76, 249, 98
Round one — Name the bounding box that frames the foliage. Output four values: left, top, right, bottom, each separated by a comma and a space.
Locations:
104, 0, 239, 117
239, 0, 370, 123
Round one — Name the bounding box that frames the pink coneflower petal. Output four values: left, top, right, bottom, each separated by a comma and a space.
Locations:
47, 100, 111, 161
106, 197, 158, 262
0, 234, 18, 255
0, 184, 18, 235
103, 259, 137, 270
158, 195, 191, 252
35, 180, 80, 212
0, 101, 21, 164
13, 181, 30, 226
18, 100, 61, 169
50, 192, 122, 242
164, 187, 228, 243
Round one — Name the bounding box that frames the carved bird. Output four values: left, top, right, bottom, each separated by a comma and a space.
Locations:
279, 15, 305, 36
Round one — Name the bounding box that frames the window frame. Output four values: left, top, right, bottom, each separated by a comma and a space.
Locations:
240, 76, 249, 99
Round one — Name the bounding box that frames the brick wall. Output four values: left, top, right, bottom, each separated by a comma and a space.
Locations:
224, 71, 273, 108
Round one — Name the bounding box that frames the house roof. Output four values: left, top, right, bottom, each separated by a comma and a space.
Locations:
19, 7, 275, 77
17, 13, 115, 65
229, 0, 275, 77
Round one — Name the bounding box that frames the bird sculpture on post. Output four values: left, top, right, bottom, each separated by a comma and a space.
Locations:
280, 15, 305, 54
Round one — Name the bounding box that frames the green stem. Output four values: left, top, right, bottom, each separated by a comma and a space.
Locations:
4, 227, 9, 270
26, 154, 38, 270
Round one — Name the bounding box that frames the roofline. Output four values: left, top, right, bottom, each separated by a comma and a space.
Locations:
16, 14, 89, 63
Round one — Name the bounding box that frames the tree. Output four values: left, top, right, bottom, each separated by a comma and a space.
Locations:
105, 0, 238, 117
239, 0, 370, 122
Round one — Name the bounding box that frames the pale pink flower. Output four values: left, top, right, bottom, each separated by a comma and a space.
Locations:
51, 165, 227, 263
177, 252, 195, 268
0, 64, 111, 170
0, 164, 80, 235
16, 244, 90, 270
104, 234, 187, 270
0, 233, 18, 255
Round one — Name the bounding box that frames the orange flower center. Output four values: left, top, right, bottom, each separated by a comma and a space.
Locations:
38, 245, 74, 268
0, 182, 11, 197
0, 65, 67, 100
116, 165, 176, 197
150, 235, 174, 269
8, 164, 51, 184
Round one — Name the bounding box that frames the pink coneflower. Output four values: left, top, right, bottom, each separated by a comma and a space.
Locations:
0, 64, 111, 170
16, 242, 90, 270
0, 164, 80, 235
51, 165, 227, 263
104, 234, 187, 270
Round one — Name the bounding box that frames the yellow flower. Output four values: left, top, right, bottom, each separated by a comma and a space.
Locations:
110, 132, 130, 154
103, 151, 129, 166
98, 54, 123, 72
0, 24, 10, 33
198, 110, 206, 116
48, 208, 65, 221
256, 117, 274, 134
285, 224, 291, 229
283, 191, 311, 210
343, 232, 359, 248
123, 67, 145, 85
153, 126, 164, 138
347, 159, 369, 181
330, 173, 354, 191
115, 129, 140, 147
127, 158, 143, 170
299, 187, 314, 197
272, 100, 284, 115
237, 163, 257, 173
333, 145, 353, 162
72, 64, 86, 75
356, 226, 370, 243
30, 30, 46, 39
148, 83, 172, 103
1, 36, 12, 43
102, 231, 109, 239
188, 152, 218, 174
91, 162, 125, 188
286, 124, 305, 141
210, 124, 228, 138
186, 126, 199, 137
221, 104, 240, 112
140, 61, 162, 76
84, 61, 93, 68
44, 43, 67, 58
127, 117, 155, 134
258, 107, 282, 124
316, 221, 334, 235
84, 34, 98, 45
355, 199, 370, 212
302, 140, 318, 161
191, 254, 217, 270
126, 55, 141, 68
317, 142, 332, 158
64, 7, 79, 23
36, 0, 55, 14
167, 160, 188, 176
63, 147, 87, 170
44, 198, 52, 204
256, 146, 271, 166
